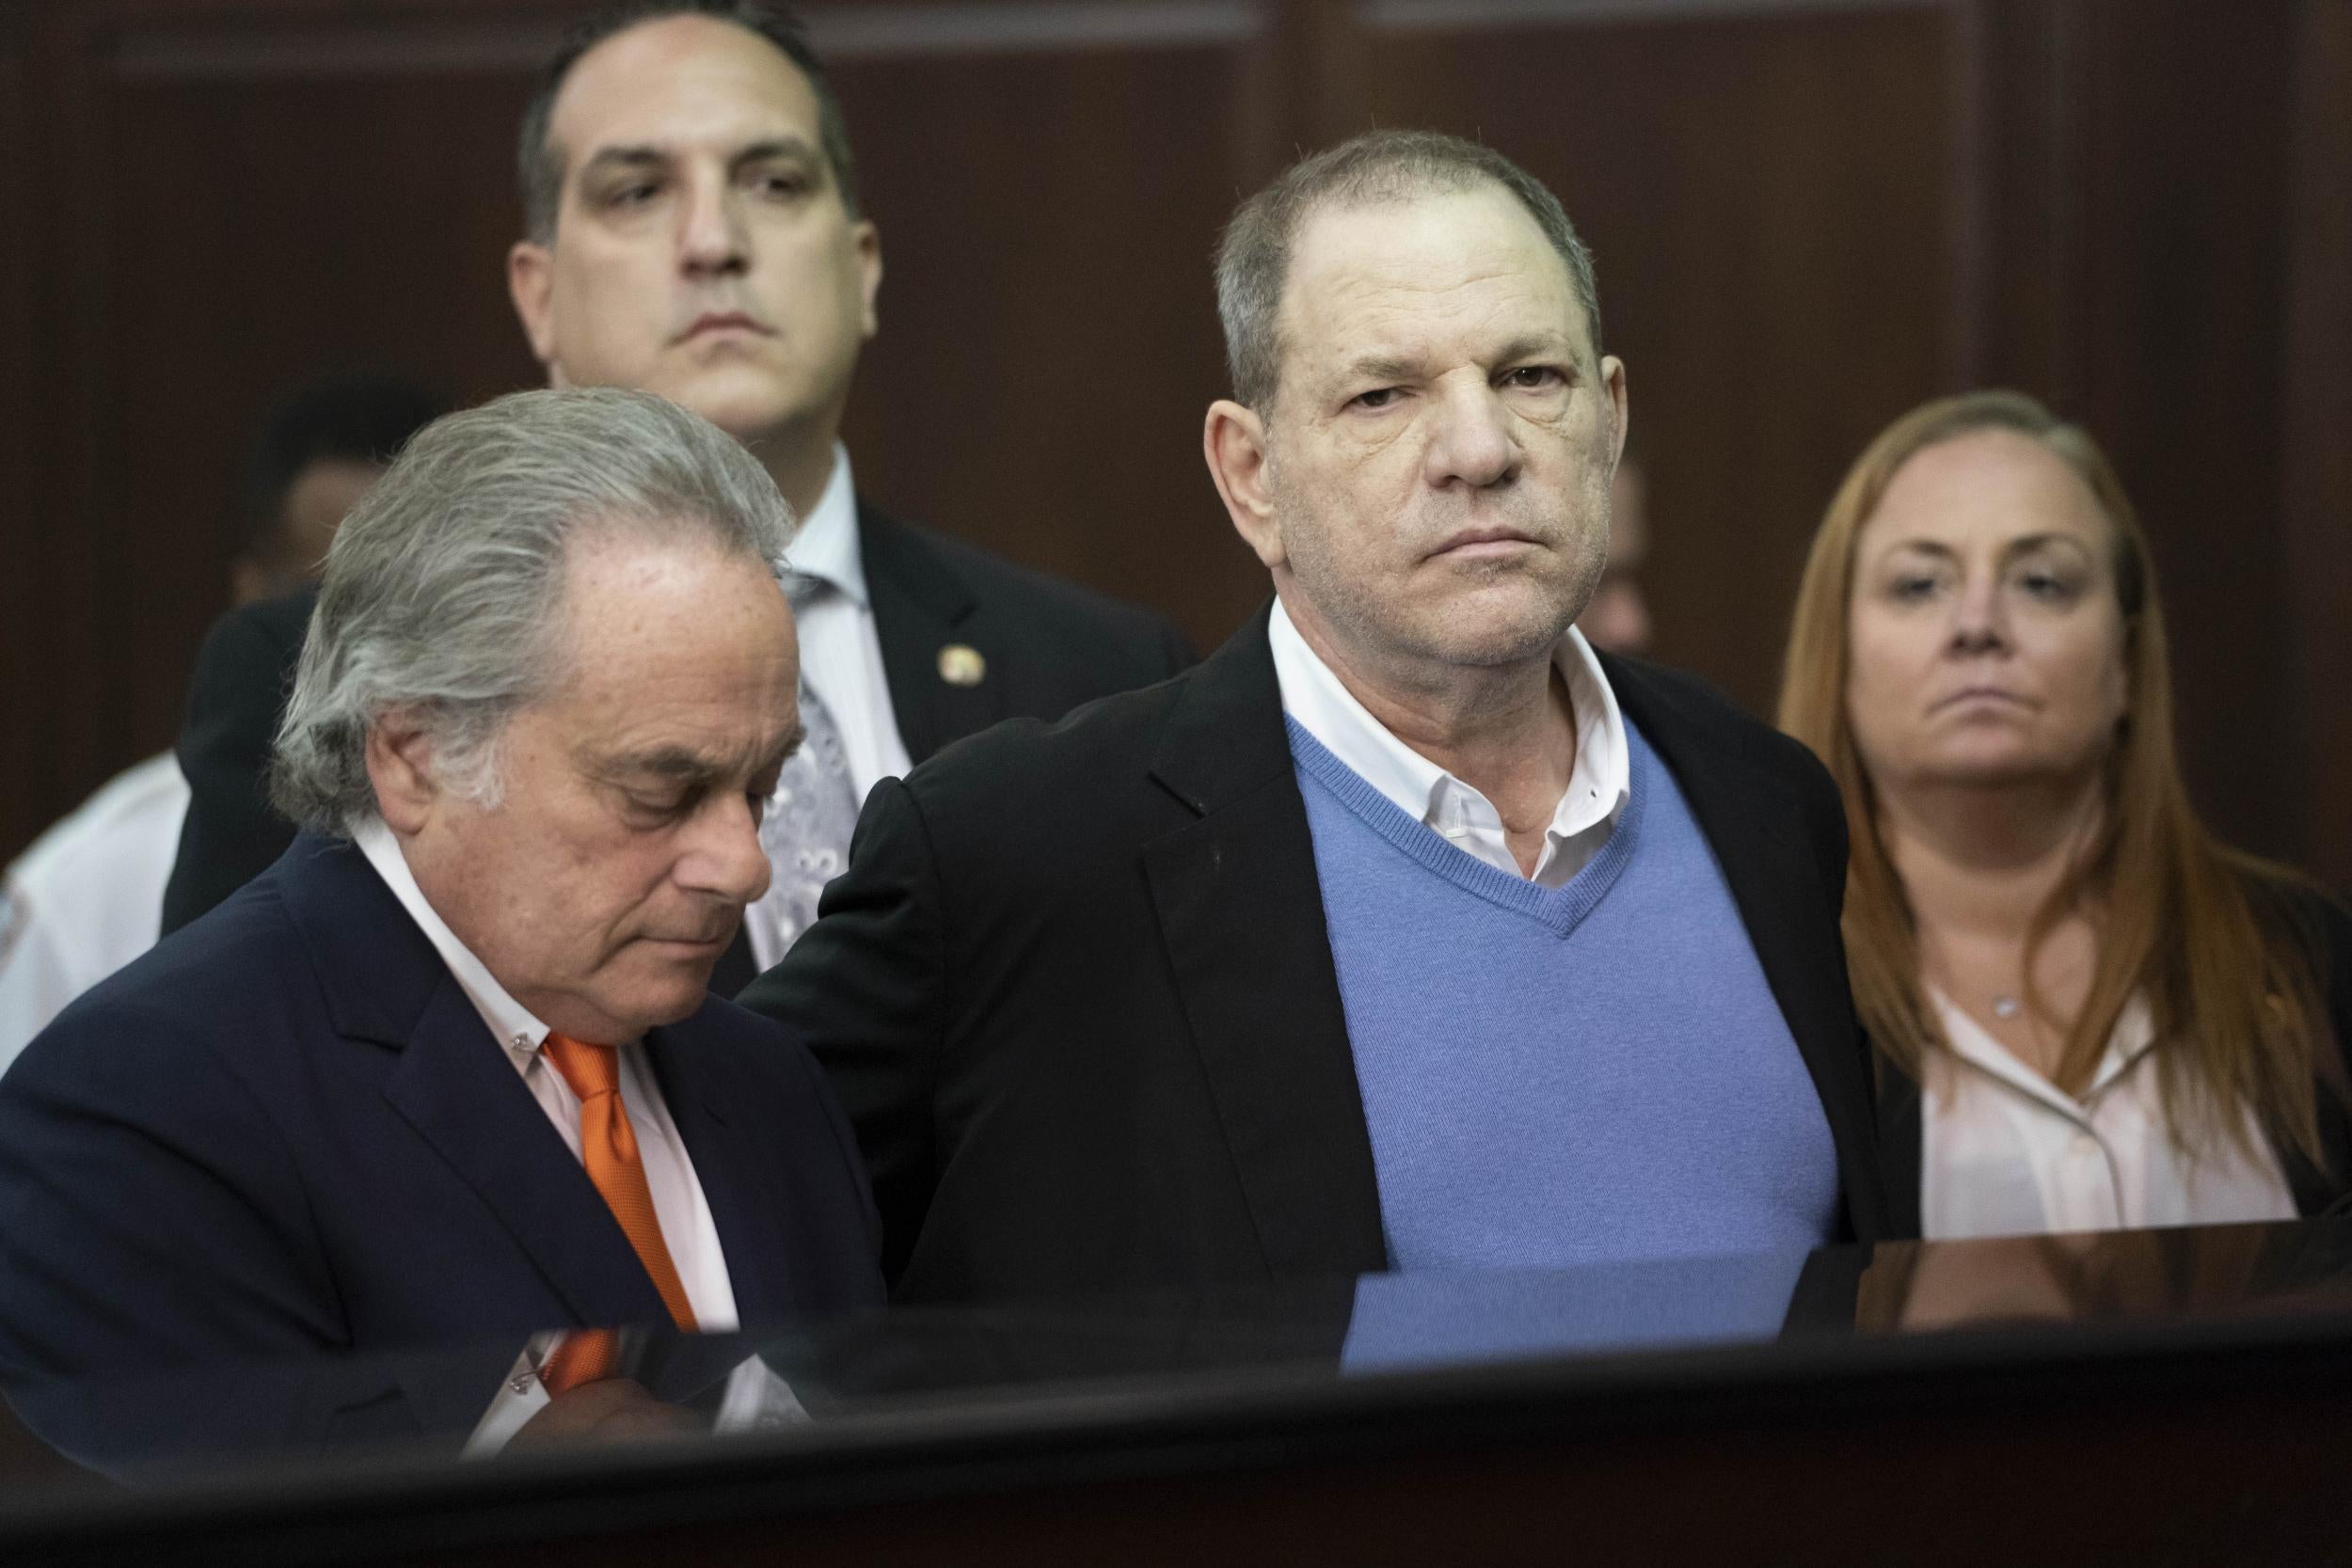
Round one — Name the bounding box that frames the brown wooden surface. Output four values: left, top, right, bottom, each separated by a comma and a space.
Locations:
2059, 0, 2303, 864
829, 24, 1267, 652
2281, 0, 2352, 888
3, 0, 2347, 890
0, 4, 34, 857
411, 1386, 2352, 1568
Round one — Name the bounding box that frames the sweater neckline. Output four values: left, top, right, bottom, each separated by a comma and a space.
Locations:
1285, 715, 1650, 938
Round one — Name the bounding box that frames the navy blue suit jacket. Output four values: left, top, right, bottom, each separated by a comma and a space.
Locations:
0, 833, 882, 1377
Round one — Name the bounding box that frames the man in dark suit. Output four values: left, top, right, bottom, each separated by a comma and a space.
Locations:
740, 131, 1896, 1302
0, 389, 882, 1377
161, 1, 1190, 962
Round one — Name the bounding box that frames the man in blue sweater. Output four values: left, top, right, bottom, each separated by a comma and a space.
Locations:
742, 131, 1893, 1300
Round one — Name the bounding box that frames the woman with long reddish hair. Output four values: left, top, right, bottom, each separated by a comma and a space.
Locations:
1779, 389, 2350, 1238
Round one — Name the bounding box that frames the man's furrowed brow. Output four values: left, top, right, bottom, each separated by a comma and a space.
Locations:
1341, 353, 1422, 386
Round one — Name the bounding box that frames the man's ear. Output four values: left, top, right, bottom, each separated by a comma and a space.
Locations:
1203, 399, 1284, 571
364, 710, 443, 836
1601, 354, 1629, 476
508, 240, 559, 372
853, 218, 882, 340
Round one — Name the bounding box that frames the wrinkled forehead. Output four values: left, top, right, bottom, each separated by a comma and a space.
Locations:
548, 15, 821, 184
1276, 188, 1594, 377
543, 531, 797, 701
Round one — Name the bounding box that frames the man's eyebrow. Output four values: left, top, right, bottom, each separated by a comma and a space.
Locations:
596, 719, 805, 782
577, 145, 670, 179
592, 746, 731, 786
734, 136, 819, 166
762, 721, 808, 775
1495, 332, 1577, 365
575, 139, 822, 186
1337, 334, 1581, 388
1340, 353, 1422, 386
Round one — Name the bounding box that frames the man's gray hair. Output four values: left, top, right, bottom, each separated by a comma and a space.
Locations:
269, 387, 793, 834
1214, 129, 1603, 413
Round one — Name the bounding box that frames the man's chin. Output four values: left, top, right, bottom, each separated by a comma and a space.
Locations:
658, 371, 805, 444
1423, 587, 1576, 668
603, 949, 728, 1031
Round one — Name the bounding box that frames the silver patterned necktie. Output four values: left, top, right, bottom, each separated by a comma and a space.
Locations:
747, 573, 864, 964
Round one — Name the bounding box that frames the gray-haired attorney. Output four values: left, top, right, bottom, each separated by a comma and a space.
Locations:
740, 131, 1893, 1303
0, 389, 881, 1378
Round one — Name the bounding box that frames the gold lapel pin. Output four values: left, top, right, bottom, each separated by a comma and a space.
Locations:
937, 643, 987, 687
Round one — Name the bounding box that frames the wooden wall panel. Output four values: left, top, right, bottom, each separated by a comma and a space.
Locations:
3, 0, 2347, 897
9, 0, 119, 860
2048, 0, 2299, 862
2280, 0, 2352, 890
0, 0, 586, 863
1354, 5, 1956, 717
822, 9, 1270, 656
0, 3, 35, 858
90, 7, 559, 749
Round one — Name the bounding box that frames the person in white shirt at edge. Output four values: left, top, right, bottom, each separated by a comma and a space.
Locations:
0, 390, 882, 1446
0, 374, 438, 1071
1777, 388, 2352, 1239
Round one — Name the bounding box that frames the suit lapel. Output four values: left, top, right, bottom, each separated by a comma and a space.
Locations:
857, 502, 1007, 764
1142, 607, 1389, 1279
1605, 658, 1890, 1241
278, 832, 680, 1328
378, 974, 674, 1329
643, 1028, 792, 1323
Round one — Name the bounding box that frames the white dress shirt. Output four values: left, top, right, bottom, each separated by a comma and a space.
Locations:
1266, 597, 1630, 887
0, 752, 190, 1074
464, 1336, 809, 1458
352, 816, 740, 1330
1920, 989, 2297, 1239
779, 444, 914, 800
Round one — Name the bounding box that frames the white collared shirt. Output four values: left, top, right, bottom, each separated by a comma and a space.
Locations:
464, 1336, 808, 1458
779, 445, 914, 800
352, 817, 741, 1331
0, 752, 189, 1074
1267, 597, 1631, 887
1920, 989, 2297, 1239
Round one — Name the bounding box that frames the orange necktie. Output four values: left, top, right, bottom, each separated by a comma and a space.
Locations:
541, 1032, 698, 1332
537, 1327, 621, 1394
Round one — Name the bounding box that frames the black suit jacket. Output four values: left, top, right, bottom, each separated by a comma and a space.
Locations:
0, 832, 883, 1378
738, 605, 1897, 1303
158, 502, 1194, 992
1874, 878, 2352, 1232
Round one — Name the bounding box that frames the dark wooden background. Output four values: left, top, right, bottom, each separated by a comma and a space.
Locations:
4, 0, 2348, 887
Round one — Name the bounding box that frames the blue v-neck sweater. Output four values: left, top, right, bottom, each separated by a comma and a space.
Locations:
1289, 715, 1840, 1270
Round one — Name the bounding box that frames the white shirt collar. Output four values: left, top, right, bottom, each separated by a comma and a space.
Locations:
1930, 987, 2159, 1121
778, 443, 866, 607
1267, 596, 1630, 882
352, 816, 550, 1061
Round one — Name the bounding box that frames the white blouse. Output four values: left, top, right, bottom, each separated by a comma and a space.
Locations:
1920, 990, 2297, 1240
